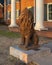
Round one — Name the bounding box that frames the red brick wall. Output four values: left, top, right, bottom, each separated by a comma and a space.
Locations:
7, 5, 11, 12
0, 8, 3, 18
7, 0, 34, 12
21, 0, 34, 11
7, 0, 52, 12
16, 2, 20, 10
6, 0, 52, 28
44, 0, 52, 4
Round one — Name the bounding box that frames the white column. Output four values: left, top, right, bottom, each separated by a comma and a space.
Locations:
9, 0, 18, 27
34, 0, 45, 31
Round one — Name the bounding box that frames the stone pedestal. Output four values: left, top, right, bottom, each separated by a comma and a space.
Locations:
10, 46, 51, 64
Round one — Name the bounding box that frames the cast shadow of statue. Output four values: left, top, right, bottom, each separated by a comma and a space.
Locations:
17, 8, 39, 50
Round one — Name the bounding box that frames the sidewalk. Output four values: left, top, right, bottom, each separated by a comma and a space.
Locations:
0, 25, 52, 65
0, 25, 8, 31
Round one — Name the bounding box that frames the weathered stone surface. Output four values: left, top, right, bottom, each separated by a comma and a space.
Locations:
10, 46, 51, 64
32, 54, 52, 65
10, 46, 35, 63
43, 42, 52, 52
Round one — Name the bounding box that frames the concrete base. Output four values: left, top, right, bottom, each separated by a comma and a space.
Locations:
9, 27, 19, 32
9, 24, 19, 27
10, 46, 51, 64
34, 26, 48, 31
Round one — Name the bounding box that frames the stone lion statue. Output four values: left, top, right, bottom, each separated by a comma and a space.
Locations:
17, 8, 39, 50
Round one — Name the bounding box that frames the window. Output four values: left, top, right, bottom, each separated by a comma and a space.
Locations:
16, 0, 20, 2
16, 10, 20, 19
47, 3, 52, 21
6, 0, 11, 5
6, 11, 11, 19
44, 4, 47, 21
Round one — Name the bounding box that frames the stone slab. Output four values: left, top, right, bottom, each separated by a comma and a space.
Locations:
10, 46, 51, 64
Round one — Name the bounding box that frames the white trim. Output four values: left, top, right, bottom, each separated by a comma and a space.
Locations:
47, 3, 52, 22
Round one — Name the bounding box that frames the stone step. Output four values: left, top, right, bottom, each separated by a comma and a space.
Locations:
9, 27, 19, 32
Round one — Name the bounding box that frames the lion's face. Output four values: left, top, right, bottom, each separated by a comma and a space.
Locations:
17, 8, 33, 24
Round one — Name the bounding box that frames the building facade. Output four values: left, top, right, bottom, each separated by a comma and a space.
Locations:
0, 3, 3, 19
4, 0, 34, 23
4, 0, 52, 30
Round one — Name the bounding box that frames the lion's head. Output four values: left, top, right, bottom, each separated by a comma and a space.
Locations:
17, 8, 34, 35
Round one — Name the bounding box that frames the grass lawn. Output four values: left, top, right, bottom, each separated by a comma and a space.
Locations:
0, 30, 21, 38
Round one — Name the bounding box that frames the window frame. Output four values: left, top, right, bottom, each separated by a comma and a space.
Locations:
7, 11, 11, 20
6, 0, 11, 5
47, 3, 52, 21
16, 10, 20, 19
